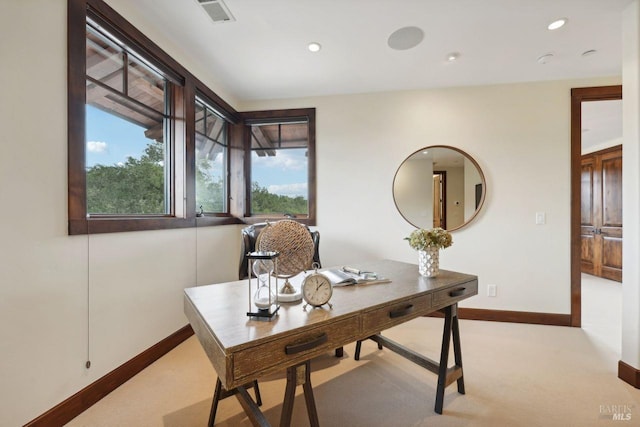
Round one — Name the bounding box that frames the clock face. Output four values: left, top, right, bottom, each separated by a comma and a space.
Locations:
302, 274, 333, 307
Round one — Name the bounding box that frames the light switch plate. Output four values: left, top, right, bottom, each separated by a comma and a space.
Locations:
487, 284, 497, 297
535, 212, 546, 225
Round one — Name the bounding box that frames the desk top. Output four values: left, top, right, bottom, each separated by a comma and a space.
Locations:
184, 259, 477, 353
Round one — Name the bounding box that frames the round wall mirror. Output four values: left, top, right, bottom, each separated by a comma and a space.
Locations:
393, 145, 486, 231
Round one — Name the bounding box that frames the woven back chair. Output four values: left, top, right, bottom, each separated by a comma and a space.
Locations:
239, 221, 321, 279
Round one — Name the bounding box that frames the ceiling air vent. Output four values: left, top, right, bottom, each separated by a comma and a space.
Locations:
197, 0, 235, 24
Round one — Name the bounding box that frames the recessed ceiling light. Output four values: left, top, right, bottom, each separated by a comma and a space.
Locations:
548, 18, 567, 30
308, 42, 321, 52
582, 49, 597, 57
446, 52, 460, 62
537, 53, 554, 64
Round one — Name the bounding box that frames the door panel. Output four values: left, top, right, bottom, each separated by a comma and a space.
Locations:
601, 154, 623, 227
581, 159, 595, 226
600, 150, 622, 281
580, 146, 622, 282
580, 234, 596, 275
580, 157, 597, 274
602, 236, 622, 281
602, 236, 622, 266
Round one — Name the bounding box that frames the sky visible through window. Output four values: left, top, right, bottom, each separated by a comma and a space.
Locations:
251, 149, 307, 198
86, 106, 307, 198
86, 106, 151, 167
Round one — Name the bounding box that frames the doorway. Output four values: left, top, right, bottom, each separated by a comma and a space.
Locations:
570, 85, 622, 327
433, 171, 446, 229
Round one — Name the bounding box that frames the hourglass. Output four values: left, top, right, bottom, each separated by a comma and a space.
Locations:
246, 251, 280, 319
253, 258, 275, 309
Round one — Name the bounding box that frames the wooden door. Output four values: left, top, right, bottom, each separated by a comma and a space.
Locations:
433, 172, 445, 229
580, 146, 622, 282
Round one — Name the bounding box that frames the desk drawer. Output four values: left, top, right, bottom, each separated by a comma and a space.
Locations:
361, 294, 432, 335
432, 281, 478, 307
233, 316, 358, 382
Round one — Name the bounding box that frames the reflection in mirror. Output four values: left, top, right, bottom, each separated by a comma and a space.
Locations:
393, 146, 486, 231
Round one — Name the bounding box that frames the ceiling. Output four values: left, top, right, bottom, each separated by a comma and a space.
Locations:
104, 0, 631, 102
582, 99, 623, 152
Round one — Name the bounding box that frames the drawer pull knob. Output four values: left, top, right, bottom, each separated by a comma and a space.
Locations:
389, 304, 414, 319
449, 288, 466, 297
285, 333, 328, 355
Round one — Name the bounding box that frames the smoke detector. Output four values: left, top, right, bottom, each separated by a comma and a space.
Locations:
197, 0, 235, 24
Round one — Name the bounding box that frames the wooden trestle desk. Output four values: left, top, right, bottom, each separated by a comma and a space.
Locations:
184, 259, 478, 426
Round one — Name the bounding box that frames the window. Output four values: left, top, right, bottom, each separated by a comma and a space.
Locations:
68, 0, 241, 234
68, 0, 313, 233
242, 109, 316, 224
85, 22, 172, 215
195, 97, 228, 214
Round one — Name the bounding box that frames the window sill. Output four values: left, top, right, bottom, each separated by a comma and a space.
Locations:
68, 215, 243, 235
196, 215, 244, 227
243, 215, 314, 227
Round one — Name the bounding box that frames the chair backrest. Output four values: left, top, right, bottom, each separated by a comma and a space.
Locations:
239, 222, 321, 279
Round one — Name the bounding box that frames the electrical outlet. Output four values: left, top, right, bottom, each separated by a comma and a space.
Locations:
487, 284, 497, 297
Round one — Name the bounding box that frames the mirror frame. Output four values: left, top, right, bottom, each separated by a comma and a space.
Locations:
392, 145, 486, 231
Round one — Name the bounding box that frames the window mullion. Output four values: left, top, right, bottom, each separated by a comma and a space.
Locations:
123, 51, 128, 95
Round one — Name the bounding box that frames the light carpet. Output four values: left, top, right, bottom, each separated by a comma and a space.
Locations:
66, 276, 638, 426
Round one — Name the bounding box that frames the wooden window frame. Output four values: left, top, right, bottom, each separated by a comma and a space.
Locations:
240, 108, 317, 226
68, 0, 242, 234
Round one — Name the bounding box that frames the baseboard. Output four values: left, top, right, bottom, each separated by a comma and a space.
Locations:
618, 360, 640, 388
430, 307, 572, 326
24, 325, 194, 427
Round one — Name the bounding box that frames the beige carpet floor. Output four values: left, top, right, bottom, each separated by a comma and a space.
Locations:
66, 275, 638, 427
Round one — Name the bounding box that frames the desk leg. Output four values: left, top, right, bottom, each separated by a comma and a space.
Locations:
355, 337, 384, 360
280, 360, 319, 427
451, 308, 465, 395
208, 378, 264, 427
208, 378, 224, 427
434, 304, 464, 414
236, 386, 270, 427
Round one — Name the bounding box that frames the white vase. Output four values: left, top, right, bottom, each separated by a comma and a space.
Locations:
418, 247, 439, 277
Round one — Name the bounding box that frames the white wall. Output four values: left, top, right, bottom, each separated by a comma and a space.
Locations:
0, 1, 241, 426
622, 0, 640, 374
241, 76, 620, 314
